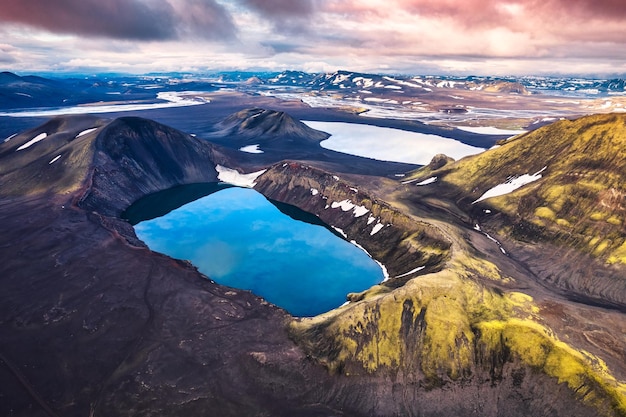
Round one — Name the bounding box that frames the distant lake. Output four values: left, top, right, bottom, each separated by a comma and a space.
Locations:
129, 185, 384, 316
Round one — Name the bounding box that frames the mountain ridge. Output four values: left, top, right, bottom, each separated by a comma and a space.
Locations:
211, 107, 329, 145
403, 113, 626, 308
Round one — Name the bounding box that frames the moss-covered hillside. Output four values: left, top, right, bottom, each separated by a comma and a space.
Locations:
288, 113, 626, 417
407, 113, 626, 264
291, 242, 626, 417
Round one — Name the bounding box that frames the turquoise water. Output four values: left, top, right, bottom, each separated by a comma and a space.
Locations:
133, 187, 384, 316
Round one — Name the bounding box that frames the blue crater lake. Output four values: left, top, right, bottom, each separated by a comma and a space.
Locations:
130, 185, 384, 316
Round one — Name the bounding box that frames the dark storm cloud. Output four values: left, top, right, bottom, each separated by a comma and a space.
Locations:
239, 0, 317, 32
172, 0, 237, 40
0, 0, 237, 41
0, 53, 17, 64
0, 0, 176, 40
240, 0, 316, 18
260, 41, 302, 54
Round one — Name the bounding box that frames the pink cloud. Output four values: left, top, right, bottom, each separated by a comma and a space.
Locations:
319, 0, 626, 39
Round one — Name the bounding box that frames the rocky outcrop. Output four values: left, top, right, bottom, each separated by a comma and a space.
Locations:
78, 116, 225, 217
254, 161, 451, 281
483, 81, 531, 95
210, 108, 329, 146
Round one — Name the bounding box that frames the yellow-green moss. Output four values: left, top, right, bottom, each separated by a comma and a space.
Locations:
347, 285, 391, 302
536, 206, 556, 221
594, 240, 611, 256
477, 319, 626, 416
542, 185, 571, 212
591, 212, 608, 221
556, 218, 571, 227
290, 265, 626, 415
420, 295, 473, 380
452, 253, 511, 283
607, 240, 626, 265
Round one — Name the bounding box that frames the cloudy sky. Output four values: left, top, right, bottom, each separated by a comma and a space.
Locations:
1, 0, 625, 76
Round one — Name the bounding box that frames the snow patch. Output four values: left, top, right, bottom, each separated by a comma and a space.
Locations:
48, 155, 62, 164
473, 167, 546, 204
239, 144, 264, 154
215, 165, 266, 188
353, 77, 374, 88
474, 223, 507, 254
332, 226, 347, 238
383, 76, 422, 89
16, 132, 47, 151
76, 128, 98, 138
4, 133, 17, 143
310, 188, 319, 196
353, 205, 369, 217
331, 199, 355, 211
367, 216, 377, 225
416, 176, 437, 186
349, 239, 389, 281
484, 233, 499, 244
331, 199, 369, 217
350, 240, 372, 257
363, 97, 392, 103
378, 261, 391, 282
370, 223, 385, 235
331, 73, 352, 85
456, 126, 527, 136
395, 266, 425, 279
401, 176, 437, 185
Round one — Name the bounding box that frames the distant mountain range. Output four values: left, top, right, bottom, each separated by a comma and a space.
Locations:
223, 69, 626, 96
0, 71, 218, 110
1, 70, 624, 112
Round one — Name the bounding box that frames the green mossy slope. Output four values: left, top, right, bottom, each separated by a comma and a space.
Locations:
291, 260, 626, 416
408, 113, 626, 264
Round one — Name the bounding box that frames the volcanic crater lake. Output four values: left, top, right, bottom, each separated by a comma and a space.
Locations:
126, 184, 385, 316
